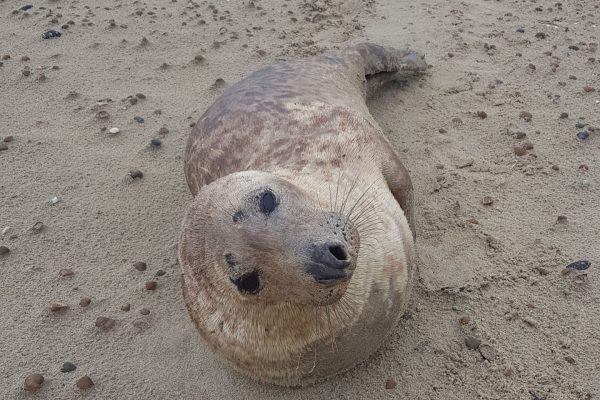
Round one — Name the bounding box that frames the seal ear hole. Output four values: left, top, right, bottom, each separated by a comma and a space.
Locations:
232, 211, 245, 224
259, 190, 277, 214
231, 271, 261, 294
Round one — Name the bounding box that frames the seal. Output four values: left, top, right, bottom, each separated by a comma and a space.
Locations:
179, 43, 426, 386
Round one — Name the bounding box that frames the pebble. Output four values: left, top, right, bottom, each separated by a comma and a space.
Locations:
459, 316, 471, 325
564, 356, 576, 365
0, 143, 7, 151
519, 111, 532, 122
566, 260, 591, 271
575, 122, 586, 129
31, 221, 45, 233
579, 164, 589, 171
49, 301, 68, 312
522, 140, 534, 150
140, 308, 150, 315
514, 145, 527, 156
576, 131, 589, 141
109, 127, 120, 135
150, 138, 162, 147
560, 112, 568, 119
95, 316, 115, 330
523, 317, 539, 328
158, 127, 169, 135
24, 374, 44, 392
482, 196, 494, 206
133, 116, 144, 123
465, 336, 481, 350
61, 362, 77, 373
476, 111, 487, 119
556, 215, 568, 224
121, 303, 131, 311
42, 30, 62, 39
22, 68, 31, 77
516, 27, 525, 33
155, 269, 166, 277
583, 86, 596, 93
79, 297, 91, 307
194, 55, 205, 63
135, 93, 146, 99
133, 261, 147, 271
551, 165, 559, 171
0, 245, 10, 255
4, 135, 14, 142
479, 344, 497, 361
385, 378, 396, 389
76, 376, 94, 390
145, 281, 157, 291
59, 268, 74, 277
129, 170, 143, 179
95, 111, 110, 120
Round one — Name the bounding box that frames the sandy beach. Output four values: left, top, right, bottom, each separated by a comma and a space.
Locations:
1, 0, 599, 399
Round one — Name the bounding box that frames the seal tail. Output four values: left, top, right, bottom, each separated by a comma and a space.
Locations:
349, 43, 427, 97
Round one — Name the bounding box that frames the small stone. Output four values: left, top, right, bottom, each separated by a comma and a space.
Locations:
482, 196, 494, 206
155, 269, 166, 277
49, 301, 68, 312
523, 317, 539, 328
129, 170, 143, 179
514, 145, 527, 156
560, 112, 568, 119
145, 281, 157, 291
583, 86, 595, 93
59, 268, 74, 277
194, 54, 205, 63
479, 344, 497, 361
121, 303, 131, 312
576, 131, 589, 140
579, 164, 589, 171
133, 116, 144, 123
109, 127, 120, 135
551, 165, 559, 171
516, 27, 525, 33
515, 131, 527, 139
95, 316, 115, 330
566, 260, 591, 271
522, 141, 534, 150
135, 93, 146, 99
465, 336, 481, 349
133, 261, 147, 271
79, 297, 91, 307
150, 138, 162, 147
21, 55, 30, 62
476, 111, 487, 119
459, 316, 471, 325
95, 111, 110, 120
158, 127, 169, 135
467, 218, 479, 224
42, 30, 62, 39
139, 308, 150, 315
557, 215, 568, 224
31, 222, 44, 233
575, 122, 586, 129
212, 78, 226, 89
0, 245, 10, 255
564, 356, 576, 365
4, 135, 14, 142
129, 97, 138, 105
438, 128, 447, 133
385, 378, 396, 390
24, 374, 44, 392
61, 362, 77, 373
519, 111, 532, 122
22, 68, 31, 77
153, 109, 162, 115
38, 73, 47, 82
0, 143, 7, 151
535, 32, 547, 39
76, 376, 94, 390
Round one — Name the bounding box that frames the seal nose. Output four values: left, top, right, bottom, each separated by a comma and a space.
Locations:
307, 241, 351, 283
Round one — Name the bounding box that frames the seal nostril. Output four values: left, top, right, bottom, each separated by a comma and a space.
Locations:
328, 245, 348, 261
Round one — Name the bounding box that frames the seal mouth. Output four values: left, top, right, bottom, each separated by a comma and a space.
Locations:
307, 262, 350, 284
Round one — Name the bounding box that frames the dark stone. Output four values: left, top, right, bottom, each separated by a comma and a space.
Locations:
61, 362, 77, 373
566, 260, 591, 271
42, 30, 62, 39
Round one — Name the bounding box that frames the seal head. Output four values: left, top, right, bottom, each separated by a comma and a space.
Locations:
180, 171, 360, 307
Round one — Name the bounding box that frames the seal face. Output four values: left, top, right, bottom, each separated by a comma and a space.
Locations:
179, 43, 426, 386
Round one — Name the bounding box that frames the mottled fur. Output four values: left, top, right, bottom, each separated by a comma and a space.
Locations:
179, 43, 426, 386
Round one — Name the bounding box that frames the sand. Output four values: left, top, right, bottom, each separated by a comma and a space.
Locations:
1, 0, 599, 399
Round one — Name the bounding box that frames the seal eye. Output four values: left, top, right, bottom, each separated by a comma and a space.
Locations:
231, 271, 261, 294
259, 191, 277, 214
